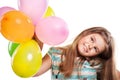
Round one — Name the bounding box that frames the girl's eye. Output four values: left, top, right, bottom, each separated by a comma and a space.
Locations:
91, 37, 94, 42
94, 47, 98, 52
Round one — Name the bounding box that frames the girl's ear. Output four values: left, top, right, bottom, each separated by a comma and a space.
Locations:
33, 33, 43, 50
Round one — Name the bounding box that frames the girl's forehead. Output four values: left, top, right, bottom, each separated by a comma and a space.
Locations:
82, 33, 98, 38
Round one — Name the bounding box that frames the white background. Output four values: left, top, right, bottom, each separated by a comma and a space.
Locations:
0, 0, 120, 80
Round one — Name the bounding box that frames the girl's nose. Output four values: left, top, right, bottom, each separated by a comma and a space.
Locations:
86, 42, 94, 50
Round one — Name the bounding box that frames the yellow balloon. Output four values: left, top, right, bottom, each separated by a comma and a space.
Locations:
11, 40, 42, 78
44, 6, 55, 18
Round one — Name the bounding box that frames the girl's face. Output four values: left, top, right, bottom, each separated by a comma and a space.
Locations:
78, 33, 106, 57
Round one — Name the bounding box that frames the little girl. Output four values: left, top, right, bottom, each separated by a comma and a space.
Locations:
34, 27, 119, 80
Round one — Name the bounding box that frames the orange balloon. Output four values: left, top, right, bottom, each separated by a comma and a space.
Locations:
0, 10, 34, 43
0, 23, 1, 32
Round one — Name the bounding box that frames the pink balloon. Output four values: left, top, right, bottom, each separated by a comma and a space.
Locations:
0, 6, 15, 18
18, 0, 48, 25
35, 16, 69, 45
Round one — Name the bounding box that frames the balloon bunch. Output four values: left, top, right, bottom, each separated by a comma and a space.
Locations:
0, 0, 69, 78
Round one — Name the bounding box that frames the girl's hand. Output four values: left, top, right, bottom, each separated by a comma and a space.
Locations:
33, 33, 43, 50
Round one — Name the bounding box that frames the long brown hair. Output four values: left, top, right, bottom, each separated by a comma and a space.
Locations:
59, 27, 119, 80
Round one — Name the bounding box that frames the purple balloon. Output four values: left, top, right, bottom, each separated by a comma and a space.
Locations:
18, 0, 48, 25
0, 6, 15, 18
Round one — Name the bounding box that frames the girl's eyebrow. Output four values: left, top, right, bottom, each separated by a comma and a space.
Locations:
93, 35, 96, 42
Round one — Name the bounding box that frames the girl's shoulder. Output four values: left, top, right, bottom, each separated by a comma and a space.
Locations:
48, 47, 63, 54
47, 47, 63, 61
